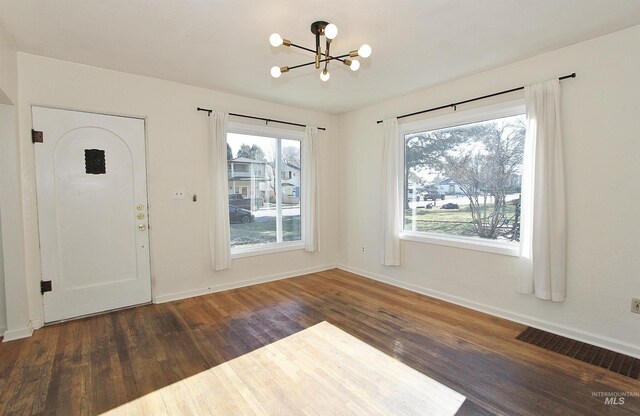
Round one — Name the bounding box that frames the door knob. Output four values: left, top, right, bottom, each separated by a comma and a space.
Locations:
138, 224, 147, 231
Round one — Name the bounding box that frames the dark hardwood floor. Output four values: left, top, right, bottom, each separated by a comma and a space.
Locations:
0, 269, 638, 415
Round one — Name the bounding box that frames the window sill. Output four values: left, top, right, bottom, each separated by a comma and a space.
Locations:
231, 241, 305, 259
399, 231, 519, 257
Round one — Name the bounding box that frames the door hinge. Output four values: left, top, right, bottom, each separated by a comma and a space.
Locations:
40, 280, 52, 294
32, 129, 43, 143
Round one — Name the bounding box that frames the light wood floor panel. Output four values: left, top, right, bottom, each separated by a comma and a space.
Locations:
0, 269, 639, 415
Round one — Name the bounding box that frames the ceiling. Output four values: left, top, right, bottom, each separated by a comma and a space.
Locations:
1, 0, 639, 114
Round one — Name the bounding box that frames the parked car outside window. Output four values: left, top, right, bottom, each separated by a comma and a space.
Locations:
229, 205, 254, 224
421, 190, 445, 202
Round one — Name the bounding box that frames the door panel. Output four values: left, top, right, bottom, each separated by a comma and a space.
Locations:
33, 107, 151, 323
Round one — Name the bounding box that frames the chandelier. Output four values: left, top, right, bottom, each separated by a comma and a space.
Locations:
269, 21, 372, 82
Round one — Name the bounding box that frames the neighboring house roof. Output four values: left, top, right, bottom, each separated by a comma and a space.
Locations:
229, 157, 266, 164
266, 162, 301, 171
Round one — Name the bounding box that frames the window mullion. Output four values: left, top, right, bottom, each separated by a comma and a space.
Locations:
275, 139, 283, 242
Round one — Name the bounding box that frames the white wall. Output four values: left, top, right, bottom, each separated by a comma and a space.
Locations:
0, 22, 31, 340
338, 25, 640, 357
16, 53, 339, 327
0, 213, 4, 334
0, 24, 17, 103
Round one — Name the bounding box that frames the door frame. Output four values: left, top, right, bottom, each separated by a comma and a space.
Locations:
30, 105, 155, 324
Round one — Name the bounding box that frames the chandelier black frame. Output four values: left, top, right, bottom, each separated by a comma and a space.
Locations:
269, 20, 371, 82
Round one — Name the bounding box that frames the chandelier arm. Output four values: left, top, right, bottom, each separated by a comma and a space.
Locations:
287, 44, 349, 64
330, 53, 349, 60
286, 44, 351, 63
326, 54, 347, 63
287, 58, 339, 71
315, 31, 321, 69
288, 60, 319, 71
289, 43, 317, 55
323, 40, 331, 72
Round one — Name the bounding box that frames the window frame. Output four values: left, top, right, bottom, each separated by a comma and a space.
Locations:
226, 121, 305, 258
398, 99, 526, 257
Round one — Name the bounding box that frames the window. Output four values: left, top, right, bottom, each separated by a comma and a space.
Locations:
227, 126, 302, 254
401, 101, 526, 253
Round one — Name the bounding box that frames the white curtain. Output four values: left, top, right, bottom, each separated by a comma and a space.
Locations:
518, 79, 567, 301
303, 126, 319, 252
382, 118, 401, 266
208, 111, 231, 271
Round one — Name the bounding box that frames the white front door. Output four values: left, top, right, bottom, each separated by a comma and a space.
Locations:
33, 107, 151, 323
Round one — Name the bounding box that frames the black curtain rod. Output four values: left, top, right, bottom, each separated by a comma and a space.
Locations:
376, 73, 576, 124
197, 107, 326, 131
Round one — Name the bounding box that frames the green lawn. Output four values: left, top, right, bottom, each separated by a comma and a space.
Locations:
230, 215, 301, 247
404, 202, 519, 240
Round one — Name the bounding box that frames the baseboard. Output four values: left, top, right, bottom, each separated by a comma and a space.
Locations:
2, 323, 34, 342
337, 264, 640, 360
154, 263, 338, 304
30, 318, 43, 330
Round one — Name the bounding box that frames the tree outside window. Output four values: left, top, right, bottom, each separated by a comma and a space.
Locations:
404, 113, 525, 242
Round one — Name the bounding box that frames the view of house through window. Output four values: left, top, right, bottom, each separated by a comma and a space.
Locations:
227, 132, 301, 249
404, 112, 525, 243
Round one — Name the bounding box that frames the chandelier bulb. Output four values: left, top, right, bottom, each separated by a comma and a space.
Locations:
269, 33, 284, 47
324, 23, 338, 40
358, 44, 372, 58
320, 69, 330, 82
350, 59, 360, 71
270, 66, 282, 78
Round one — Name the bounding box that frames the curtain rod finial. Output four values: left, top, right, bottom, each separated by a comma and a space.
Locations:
197, 107, 213, 116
